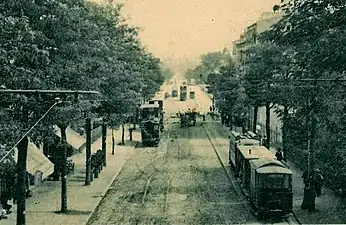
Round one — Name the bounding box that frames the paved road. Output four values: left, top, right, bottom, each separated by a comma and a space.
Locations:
87, 83, 260, 225
87, 119, 258, 224
86, 81, 302, 225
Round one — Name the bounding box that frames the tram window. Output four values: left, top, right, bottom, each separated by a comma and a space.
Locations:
261, 174, 289, 188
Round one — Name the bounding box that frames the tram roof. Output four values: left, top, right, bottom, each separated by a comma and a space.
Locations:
238, 146, 275, 160
257, 166, 292, 174
250, 158, 292, 174
237, 138, 260, 146
140, 103, 160, 109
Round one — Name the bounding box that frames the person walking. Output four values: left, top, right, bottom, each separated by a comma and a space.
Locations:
315, 169, 324, 197
275, 147, 284, 161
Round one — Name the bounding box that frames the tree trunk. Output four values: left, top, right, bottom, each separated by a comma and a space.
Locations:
85, 118, 91, 186
265, 102, 271, 149
282, 105, 289, 161
121, 123, 125, 145
253, 105, 258, 133
16, 136, 28, 225
102, 121, 107, 167
59, 124, 68, 213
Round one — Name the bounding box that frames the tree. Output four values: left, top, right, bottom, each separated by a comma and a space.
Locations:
214, 63, 247, 130
259, 0, 346, 204
183, 49, 231, 83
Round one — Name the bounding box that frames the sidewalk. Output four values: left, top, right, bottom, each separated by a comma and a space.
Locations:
1, 125, 141, 225
269, 147, 346, 224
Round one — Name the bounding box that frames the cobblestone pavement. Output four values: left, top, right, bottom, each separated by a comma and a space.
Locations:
196, 85, 346, 224
1, 125, 140, 225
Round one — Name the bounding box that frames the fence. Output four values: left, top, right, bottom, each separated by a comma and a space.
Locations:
257, 122, 282, 148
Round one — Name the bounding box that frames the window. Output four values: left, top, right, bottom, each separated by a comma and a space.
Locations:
261, 174, 289, 188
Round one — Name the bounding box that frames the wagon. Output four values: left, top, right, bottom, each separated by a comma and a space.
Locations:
180, 112, 196, 127
249, 158, 293, 218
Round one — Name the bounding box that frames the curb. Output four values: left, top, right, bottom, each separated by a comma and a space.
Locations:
84, 141, 139, 225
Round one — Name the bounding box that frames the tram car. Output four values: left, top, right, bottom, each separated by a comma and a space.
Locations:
228, 132, 293, 218
189, 91, 195, 99
228, 131, 260, 171
148, 99, 164, 131
180, 85, 187, 101
171, 89, 178, 97
249, 158, 293, 218
139, 103, 161, 147
236, 145, 276, 191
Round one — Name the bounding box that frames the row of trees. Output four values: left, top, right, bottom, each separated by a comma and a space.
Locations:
185, 0, 346, 194
184, 48, 232, 84
0, 0, 169, 150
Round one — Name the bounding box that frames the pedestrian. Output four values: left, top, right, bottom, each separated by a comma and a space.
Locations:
302, 169, 311, 186
275, 147, 284, 161
0, 204, 7, 220
25, 172, 32, 198
315, 169, 324, 197
209, 106, 212, 112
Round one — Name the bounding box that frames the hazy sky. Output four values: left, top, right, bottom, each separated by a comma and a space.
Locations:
93, 0, 279, 72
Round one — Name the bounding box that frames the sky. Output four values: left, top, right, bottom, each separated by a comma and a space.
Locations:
92, 0, 279, 72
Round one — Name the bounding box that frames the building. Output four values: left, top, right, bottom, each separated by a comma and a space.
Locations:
232, 12, 284, 63
232, 33, 246, 64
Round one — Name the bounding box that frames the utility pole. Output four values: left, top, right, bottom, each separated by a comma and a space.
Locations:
301, 94, 318, 212
16, 136, 28, 225
85, 118, 92, 185
60, 123, 68, 212
111, 128, 115, 155
102, 119, 107, 166
265, 82, 271, 149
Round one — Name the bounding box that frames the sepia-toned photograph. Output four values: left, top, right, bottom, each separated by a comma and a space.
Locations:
0, 0, 345, 224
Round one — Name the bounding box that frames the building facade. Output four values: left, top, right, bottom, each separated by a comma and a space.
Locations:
232, 12, 284, 63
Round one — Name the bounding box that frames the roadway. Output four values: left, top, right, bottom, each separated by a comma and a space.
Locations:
86, 81, 293, 225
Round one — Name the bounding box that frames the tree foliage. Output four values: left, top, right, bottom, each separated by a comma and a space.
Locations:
0, 0, 165, 148
183, 48, 231, 84
242, 0, 346, 193
214, 64, 248, 123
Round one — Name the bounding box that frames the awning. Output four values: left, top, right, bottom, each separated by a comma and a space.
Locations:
53, 125, 86, 151
14, 140, 54, 180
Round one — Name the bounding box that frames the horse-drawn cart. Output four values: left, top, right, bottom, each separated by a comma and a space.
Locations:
180, 112, 197, 127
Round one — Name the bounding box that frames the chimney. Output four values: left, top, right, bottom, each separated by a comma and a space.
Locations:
249, 149, 251, 154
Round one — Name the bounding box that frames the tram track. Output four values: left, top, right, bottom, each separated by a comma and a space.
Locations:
133, 119, 174, 225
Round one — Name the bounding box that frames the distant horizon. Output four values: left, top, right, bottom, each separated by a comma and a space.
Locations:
91, 0, 279, 73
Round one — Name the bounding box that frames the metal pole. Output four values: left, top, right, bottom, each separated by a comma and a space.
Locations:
112, 128, 115, 155
102, 120, 107, 166
60, 124, 68, 212
85, 118, 91, 185
16, 136, 28, 225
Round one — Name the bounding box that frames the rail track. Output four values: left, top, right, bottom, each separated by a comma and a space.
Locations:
133, 120, 175, 225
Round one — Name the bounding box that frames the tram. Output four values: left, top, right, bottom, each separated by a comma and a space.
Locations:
189, 91, 195, 99
228, 131, 293, 218
180, 85, 187, 101
139, 103, 161, 147
148, 99, 164, 131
